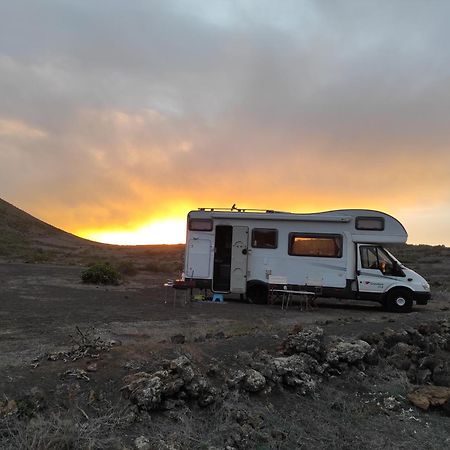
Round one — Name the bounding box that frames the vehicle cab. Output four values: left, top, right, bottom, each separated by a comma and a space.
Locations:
356, 244, 431, 312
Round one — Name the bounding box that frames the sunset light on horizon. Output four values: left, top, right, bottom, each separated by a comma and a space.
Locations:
1, 1, 449, 247
83, 218, 187, 246
73, 201, 450, 247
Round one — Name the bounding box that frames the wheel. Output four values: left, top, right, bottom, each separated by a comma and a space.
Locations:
385, 289, 413, 313
246, 283, 268, 304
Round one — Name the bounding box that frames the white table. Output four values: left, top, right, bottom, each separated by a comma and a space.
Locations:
271, 289, 317, 310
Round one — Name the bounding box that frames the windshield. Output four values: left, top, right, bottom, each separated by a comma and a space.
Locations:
383, 248, 404, 266
377, 248, 394, 274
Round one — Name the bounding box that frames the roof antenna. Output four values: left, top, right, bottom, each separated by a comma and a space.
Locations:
231, 203, 237, 211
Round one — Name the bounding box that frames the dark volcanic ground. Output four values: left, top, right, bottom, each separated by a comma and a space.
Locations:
1, 262, 450, 449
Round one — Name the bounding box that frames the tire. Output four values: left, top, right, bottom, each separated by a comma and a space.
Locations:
385, 289, 413, 313
246, 283, 268, 304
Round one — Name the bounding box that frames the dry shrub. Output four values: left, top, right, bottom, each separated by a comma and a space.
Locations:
0, 408, 126, 450
81, 263, 121, 285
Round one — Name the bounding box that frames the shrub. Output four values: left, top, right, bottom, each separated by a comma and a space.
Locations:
81, 262, 121, 285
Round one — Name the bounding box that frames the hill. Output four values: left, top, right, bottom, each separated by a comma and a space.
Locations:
0, 197, 96, 245
0, 197, 97, 262
0, 198, 184, 270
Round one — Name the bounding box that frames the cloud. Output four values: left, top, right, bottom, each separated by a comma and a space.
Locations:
0, 1, 449, 244
0, 118, 47, 139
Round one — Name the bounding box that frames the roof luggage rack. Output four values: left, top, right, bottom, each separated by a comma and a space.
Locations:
198, 206, 290, 214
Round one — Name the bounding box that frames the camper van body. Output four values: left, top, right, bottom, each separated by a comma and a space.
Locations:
183, 208, 430, 312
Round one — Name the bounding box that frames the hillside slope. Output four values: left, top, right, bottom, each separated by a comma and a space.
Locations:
0, 198, 95, 245
0, 198, 184, 269
0, 197, 100, 261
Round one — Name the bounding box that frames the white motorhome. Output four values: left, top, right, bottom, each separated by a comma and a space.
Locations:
183, 208, 431, 312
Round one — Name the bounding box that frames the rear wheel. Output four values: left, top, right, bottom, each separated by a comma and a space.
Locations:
246, 283, 268, 304
385, 289, 413, 313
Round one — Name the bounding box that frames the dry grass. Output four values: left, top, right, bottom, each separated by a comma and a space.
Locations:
0, 404, 131, 450
2, 415, 109, 449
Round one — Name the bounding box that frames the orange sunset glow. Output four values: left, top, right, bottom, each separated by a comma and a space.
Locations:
1, 1, 449, 246
84, 218, 187, 245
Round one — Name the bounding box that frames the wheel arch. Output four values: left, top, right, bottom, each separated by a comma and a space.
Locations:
246, 279, 268, 290
246, 279, 269, 304
384, 285, 414, 300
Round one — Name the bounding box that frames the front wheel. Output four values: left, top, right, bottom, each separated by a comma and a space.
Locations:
385, 289, 413, 313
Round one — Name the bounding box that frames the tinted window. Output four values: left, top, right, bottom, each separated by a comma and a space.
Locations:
289, 234, 342, 258
360, 246, 398, 275
188, 218, 213, 231
360, 246, 379, 269
251, 228, 278, 249
356, 216, 384, 230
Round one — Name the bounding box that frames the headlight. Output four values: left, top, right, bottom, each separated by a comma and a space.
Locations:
422, 283, 430, 291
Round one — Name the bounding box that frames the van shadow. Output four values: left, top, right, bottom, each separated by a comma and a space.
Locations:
218, 296, 426, 315
224, 295, 381, 311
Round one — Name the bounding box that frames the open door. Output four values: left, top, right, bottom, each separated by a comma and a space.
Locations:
230, 226, 249, 294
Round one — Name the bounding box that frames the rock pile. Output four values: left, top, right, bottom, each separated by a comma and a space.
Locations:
122, 326, 375, 411
122, 355, 219, 410
122, 320, 450, 415
361, 320, 450, 388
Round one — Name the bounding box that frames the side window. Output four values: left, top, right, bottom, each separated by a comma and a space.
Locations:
360, 246, 396, 275
356, 216, 385, 231
360, 246, 379, 269
251, 228, 278, 249
289, 234, 342, 258
188, 218, 213, 231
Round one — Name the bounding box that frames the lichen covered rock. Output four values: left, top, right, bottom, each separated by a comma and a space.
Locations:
243, 369, 266, 392
326, 339, 371, 365
282, 326, 325, 358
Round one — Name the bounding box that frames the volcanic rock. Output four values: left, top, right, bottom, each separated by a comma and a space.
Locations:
408, 385, 450, 410
243, 369, 266, 392
326, 339, 371, 365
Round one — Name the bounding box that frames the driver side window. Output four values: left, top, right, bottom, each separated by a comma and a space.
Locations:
360, 246, 379, 269
360, 246, 395, 275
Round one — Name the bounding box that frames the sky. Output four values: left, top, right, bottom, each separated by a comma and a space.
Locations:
0, 0, 449, 245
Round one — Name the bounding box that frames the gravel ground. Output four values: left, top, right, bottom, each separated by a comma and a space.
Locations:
1, 262, 449, 449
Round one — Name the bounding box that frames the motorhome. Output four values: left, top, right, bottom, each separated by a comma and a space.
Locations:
183, 208, 431, 312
